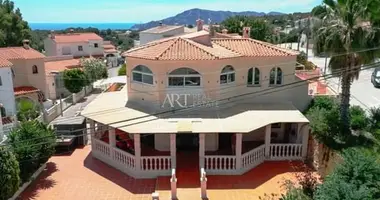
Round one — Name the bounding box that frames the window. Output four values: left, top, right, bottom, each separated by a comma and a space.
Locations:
132, 65, 154, 85
94, 43, 99, 48
247, 67, 260, 86
168, 67, 201, 87
32, 65, 38, 74
220, 65, 235, 84
78, 45, 83, 51
269, 67, 283, 85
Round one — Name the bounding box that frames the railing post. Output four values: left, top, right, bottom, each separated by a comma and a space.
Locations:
200, 168, 207, 199
170, 168, 177, 200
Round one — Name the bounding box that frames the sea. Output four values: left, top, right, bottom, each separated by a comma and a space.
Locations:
29, 23, 136, 30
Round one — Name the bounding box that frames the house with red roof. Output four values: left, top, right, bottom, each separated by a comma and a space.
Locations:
81, 19, 312, 180
44, 30, 119, 67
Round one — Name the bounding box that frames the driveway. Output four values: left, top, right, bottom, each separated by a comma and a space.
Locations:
108, 65, 122, 78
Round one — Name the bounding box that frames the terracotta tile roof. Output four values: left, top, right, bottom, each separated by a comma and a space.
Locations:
104, 49, 118, 54
52, 33, 103, 43
124, 32, 297, 61
211, 38, 298, 57
0, 47, 45, 60
141, 25, 184, 34
124, 37, 239, 61
45, 59, 81, 74
14, 86, 40, 96
0, 57, 13, 68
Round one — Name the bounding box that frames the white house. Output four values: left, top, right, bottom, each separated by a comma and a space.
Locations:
44, 30, 105, 58
139, 24, 185, 45
0, 57, 17, 143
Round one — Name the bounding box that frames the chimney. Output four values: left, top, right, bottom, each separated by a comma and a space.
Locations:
222, 29, 228, 34
242, 27, 251, 38
50, 30, 55, 39
209, 24, 216, 37
22, 39, 30, 49
196, 18, 204, 32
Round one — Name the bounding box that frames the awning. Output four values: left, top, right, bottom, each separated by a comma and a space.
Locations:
81, 91, 309, 134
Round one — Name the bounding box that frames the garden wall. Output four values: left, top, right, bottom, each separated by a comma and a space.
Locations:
307, 136, 343, 178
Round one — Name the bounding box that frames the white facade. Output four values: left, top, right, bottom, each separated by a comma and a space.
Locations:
44, 38, 104, 57
139, 26, 185, 45
0, 67, 16, 116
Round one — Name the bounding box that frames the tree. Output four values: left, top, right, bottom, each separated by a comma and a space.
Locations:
0, 147, 20, 200
313, 0, 380, 136
0, 0, 32, 47
63, 68, 87, 93
118, 64, 126, 76
314, 148, 380, 200
8, 121, 56, 182
311, 5, 327, 19
16, 98, 40, 121
81, 58, 108, 83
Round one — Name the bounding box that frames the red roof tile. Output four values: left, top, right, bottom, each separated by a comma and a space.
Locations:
14, 86, 40, 96
103, 44, 116, 49
45, 59, 81, 74
52, 33, 103, 43
0, 57, 13, 68
0, 47, 45, 60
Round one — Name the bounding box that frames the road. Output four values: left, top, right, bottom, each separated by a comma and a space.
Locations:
281, 42, 380, 110
108, 65, 122, 77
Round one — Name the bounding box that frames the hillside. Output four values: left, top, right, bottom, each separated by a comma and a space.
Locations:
131, 8, 284, 30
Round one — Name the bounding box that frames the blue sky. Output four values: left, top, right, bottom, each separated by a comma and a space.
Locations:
13, 0, 321, 23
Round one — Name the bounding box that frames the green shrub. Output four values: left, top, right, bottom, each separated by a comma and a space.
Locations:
118, 64, 126, 76
0, 147, 20, 200
314, 148, 380, 200
8, 121, 56, 182
16, 98, 40, 121
350, 106, 369, 131
63, 68, 87, 93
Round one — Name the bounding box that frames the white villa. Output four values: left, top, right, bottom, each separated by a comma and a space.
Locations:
81, 19, 311, 181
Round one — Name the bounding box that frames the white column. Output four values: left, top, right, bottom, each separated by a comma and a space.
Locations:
170, 134, 176, 168
88, 119, 95, 140
302, 124, 309, 159
134, 133, 141, 172
199, 133, 205, 168
170, 169, 177, 200
265, 125, 271, 158
296, 123, 303, 143
109, 127, 116, 147
235, 133, 242, 170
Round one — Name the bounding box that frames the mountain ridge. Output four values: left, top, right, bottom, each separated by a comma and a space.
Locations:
131, 8, 285, 30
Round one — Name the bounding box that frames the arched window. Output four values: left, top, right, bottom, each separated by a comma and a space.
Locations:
132, 65, 154, 85
269, 67, 283, 85
168, 67, 201, 87
220, 65, 235, 84
32, 65, 38, 74
247, 67, 260, 86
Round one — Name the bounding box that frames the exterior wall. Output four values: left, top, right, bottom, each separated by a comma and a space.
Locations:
55, 40, 104, 57
154, 133, 218, 151
11, 58, 49, 98
46, 75, 56, 100
43, 38, 58, 56
139, 27, 185, 45
46, 72, 71, 100
0, 67, 16, 116
126, 55, 311, 112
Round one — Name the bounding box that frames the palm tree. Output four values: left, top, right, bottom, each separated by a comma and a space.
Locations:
313, 0, 380, 136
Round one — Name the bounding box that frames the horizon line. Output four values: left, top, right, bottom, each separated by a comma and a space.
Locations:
29, 22, 139, 24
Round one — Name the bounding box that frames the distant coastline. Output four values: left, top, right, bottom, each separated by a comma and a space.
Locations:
29, 23, 136, 30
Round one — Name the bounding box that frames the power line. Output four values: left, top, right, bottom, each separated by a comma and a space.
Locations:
3, 61, 379, 149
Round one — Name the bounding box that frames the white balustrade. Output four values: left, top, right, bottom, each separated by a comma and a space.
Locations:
141, 156, 172, 171
204, 156, 236, 174
112, 147, 135, 170
92, 138, 111, 158
241, 144, 265, 171
269, 144, 303, 160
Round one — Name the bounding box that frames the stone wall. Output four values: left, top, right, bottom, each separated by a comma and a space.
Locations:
307, 136, 343, 178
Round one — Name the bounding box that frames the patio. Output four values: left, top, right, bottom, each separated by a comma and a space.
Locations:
19, 146, 311, 200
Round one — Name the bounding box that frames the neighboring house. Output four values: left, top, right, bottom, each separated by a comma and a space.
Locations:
0, 41, 48, 104
44, 55, 81, 99
82, 19, 311, 179
44, 30, 104, 58
139, 23, 185, 45
0, 57, 17, 142
103, 41, 118, 67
